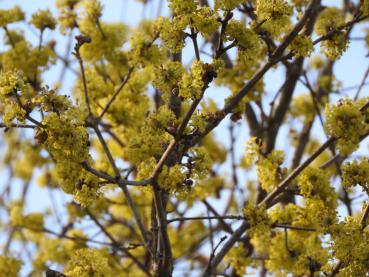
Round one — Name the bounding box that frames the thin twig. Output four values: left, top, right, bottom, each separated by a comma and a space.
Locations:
99, 68, 133, 119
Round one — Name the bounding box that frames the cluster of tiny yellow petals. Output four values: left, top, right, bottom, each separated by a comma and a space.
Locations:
324, 98, 368, 155
226, 20, 260, 53
0, 256, 22, 277
214, 0, 244, 11
168, 0, 197, 15
257, 150, 286, 192
315, 8, 344, 36
179, 60, 206, 99
266, 231, 328, 276
129, 29, 164, 67
123, 105, 174, 166
244, 136, 261, 168
14, 141, 46, 181
79, 6, 128, 63
315, 7, 348, 60
41, 110, 88, 164
329, 217, 369, 276
83, 0, 103, 18
243, 204, 270, 236
255, 0, 293, 37
0, 6, 24, 27
153, 61, 184, 97
288, 34, 313, 57
158, 164, 187, 193
321, 34, 349, 60
298, 167, 337, 209
33, 86, 71, 113
244, 138, 286, 192
10, 203, 44, 231
0, 70, 28, 126
137, 145, 212, 195
55, 0, 80, 32
191, 7, 220, 36
290, 93, 316, 123
30, 9, 57, 30
36, 109, 100, 205
0, 70, 25, 99
64, 248, 112, 277
342, 158, 369, 193
226, 244, 252, 276
1, 33, 56, 81
156, 16, 187, 53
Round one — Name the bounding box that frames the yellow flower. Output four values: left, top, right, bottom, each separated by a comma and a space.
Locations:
0, 256, 22, 277
30, 9, 57, 30
64, 248, 113, 277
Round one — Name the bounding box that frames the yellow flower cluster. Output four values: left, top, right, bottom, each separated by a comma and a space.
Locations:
329, 217, 369, 276
288, 34, 313, 57
156, 16, 187, 53
153, 61, 185, 98
83, 0, 102, 18
124, 106, 173, 165
160, 2, 220, 52
64, 248, 113, 277
244, 204, 273, 265
41, 110, 88, 164
0, 70, 29, 126
10, 202, 44, 231
158, 164, 187, 193
243, 204, 270, 236
30, 9, 57, 31
33, 86, 71, 113
129, 30, 164, 67
14, 140, 46, 181
266, 231, 328, 276
324, 98, 368, 155
289, 93, 315, 123
226, 244, 252, 276
79, 3, 128, 62
0, 70, 25, 99
37, 109, 100, 205
257, 150, 286, 192
32, 230, 87, 272
169, 221, 207, 259
342, 158, 369, 193
1, 33, 56, 82
55, 0, 81, 32
244, 136, 261, 168
226, 20, 260, 54
214, 0, 244, 11
315, 8, 344, 36
255, 0, 293, 37
0, 256, 22, 277
179, 60, 207, 99
315, 8, 348, 60
298, 167, 337, 209
191, 7, 220, 37
0, 6, 24, 27
245, 137, 287, 192
168, 0, 197, 15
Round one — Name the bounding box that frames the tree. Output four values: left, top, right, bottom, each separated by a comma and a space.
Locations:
1, 0, 369, 276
